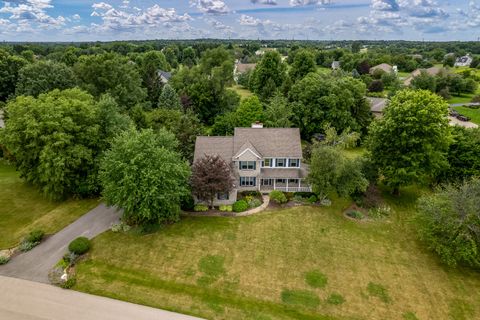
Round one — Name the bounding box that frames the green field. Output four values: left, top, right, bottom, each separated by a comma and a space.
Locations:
453, 106, 480, 125
75, 186, 480, 320
0, 161, 100, 249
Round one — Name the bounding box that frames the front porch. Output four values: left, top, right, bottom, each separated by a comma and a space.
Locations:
259, 178, 312, 193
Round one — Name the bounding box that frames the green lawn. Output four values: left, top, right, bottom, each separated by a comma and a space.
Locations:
230, 85, 253, 100
448, 93, 477, 105
75, 186, 480, 320
0, 161, 100, 249
453, 106, 480, 125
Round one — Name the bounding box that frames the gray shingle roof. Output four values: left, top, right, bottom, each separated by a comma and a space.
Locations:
193, 136, 233, 163
193, 127, 303, 163
233, 128, 303, 159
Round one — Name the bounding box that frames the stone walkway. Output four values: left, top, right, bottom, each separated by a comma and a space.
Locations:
0, 203, 121, 283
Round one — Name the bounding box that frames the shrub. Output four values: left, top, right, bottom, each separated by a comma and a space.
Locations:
110, 221, 131, 233
0, 256, 9, 265
326, 293, 345, 305
294, 192, 316, 198
320, 198, 332, 206
19, 240, 38, 252
307, 195, 318, 204
68, 237, 91, 255
193, 204, 209, 212
270, 190, 287, 204
232, 200, 249, 212
346, 210, 364, 220
248, 198, 262, 208
62, 252, 79, 266
368, 205, 392, 219
219, 205, 233, 212
244, 195, 254, 203
241, 190, 261, 197
61, 277, 77, 289
25, 230, 44, 243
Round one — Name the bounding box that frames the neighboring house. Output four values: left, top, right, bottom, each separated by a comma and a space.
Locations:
193, 124, 311, 206
157, 70, 172, 84
331, 61, 340, 70
255, 48, 277, 56
369, 63, 397, 74
367, 97, 389, 117
233, 62, 256, 82
404, 66, 444, 86
454, 54, 473, 67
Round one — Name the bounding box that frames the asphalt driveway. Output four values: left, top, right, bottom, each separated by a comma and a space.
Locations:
0, 203, 120, 283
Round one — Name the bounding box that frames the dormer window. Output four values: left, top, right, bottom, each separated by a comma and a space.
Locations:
239, 161, 256, 170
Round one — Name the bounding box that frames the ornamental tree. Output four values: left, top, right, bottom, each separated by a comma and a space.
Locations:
191, 154, 235, 208
367, 89, 451, 195
100, 128, 190, 225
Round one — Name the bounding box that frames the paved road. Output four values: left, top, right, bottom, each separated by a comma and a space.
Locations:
0, 275, 202, 320
0, 203, 120, 283
450, 102, 480, 107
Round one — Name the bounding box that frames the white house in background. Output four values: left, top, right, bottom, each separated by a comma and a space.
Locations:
331, 61, 340, 70
369, 63, 398, 75
157, 70, 172, 84
193, 124, 311, 206
455, 54, 473, 67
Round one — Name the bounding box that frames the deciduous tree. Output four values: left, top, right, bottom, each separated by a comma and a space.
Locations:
100, 128, 190, 225
367, 90, 451, 194
191, 155, 234, 208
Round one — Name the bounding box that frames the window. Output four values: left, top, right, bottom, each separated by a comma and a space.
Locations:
276, 158, 287, 167
240, 177, 256, 187
262, 179, 273, 186
289, 159, 300, 168
217, 192, 229, 200
288, 179, 299, 184
262, 158, 272, 167
276, 179, 286, 184
239, 161, 256, 170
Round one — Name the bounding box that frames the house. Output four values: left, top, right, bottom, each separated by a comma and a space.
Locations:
367, 97, 389, 117
331, 61, 340, 70
193, 124, 311, 206
157, 70, 172, 84
255, 48, 277, 56
455, 54, 473, 67
233, 62, 256, 82
369, 63, 397, 75
404, 66, 444, 86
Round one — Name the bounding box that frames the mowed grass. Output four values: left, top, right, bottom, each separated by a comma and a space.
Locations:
230, 85, 253, 100
0, 161, 100, 249
453, 106, 480, 125
75, 188, 480, 320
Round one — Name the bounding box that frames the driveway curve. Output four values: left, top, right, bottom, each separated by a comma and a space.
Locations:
0, 203, 120, 283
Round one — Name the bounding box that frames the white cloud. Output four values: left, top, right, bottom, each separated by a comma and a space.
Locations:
0, 0, 65, 28
251, 0, 278, 5
190, 0, 229, 14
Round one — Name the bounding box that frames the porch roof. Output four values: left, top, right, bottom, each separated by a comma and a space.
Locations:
260, 167, 308, 179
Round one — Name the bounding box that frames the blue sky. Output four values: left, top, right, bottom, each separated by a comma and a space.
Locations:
0, 0, 479, 41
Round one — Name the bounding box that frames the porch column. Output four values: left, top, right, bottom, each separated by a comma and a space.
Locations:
286, 179, 289, 192
273, 179, 276, 190
299, 179, 301, 190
